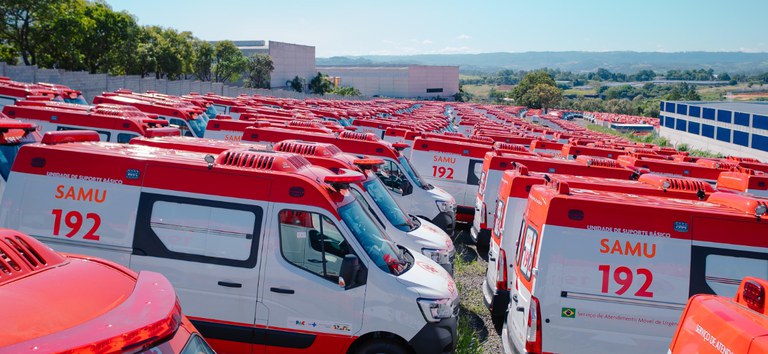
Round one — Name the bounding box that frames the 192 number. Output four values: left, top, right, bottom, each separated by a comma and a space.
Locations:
598, 265, 653, 298
51, 209, 101, 241
432, 166, 454, 179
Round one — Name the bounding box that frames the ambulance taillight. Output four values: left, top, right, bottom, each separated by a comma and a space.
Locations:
496, 248, 508, 291
526, 295, 543, 354
742, 280, 766, 312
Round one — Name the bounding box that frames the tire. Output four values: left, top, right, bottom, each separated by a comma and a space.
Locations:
354, 339, 409, 354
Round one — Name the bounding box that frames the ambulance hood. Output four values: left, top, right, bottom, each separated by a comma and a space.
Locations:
408, 218, 455, 251
427, 184, 455, 205
397, 251, 458, 300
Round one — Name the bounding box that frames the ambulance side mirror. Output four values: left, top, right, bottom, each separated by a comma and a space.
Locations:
339, 254, 360, 290
401, 179, 413, 196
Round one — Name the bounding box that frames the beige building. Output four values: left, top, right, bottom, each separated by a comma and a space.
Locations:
231, 40, 316, 89
317, 65, 459, 99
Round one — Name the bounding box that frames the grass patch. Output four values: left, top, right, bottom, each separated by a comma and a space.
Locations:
585, 123, 724, 158
456, 314, 483, 354
563, 88, 597, 97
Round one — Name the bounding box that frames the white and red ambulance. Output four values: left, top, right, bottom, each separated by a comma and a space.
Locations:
502, 184, 768, 354
560, 143, 625, 160
483, 165, 714, 326
471, 150, 639, 249
129, 136, 457, 274
92, 92, 208, 138
617, 155, 724, 184
0, 77, 61, 107
3, 100, 180, 142
0, 228, 214, 353
668, 277, 768, 354
241, 126, 459, 235
2, 131, 459, 354
407, 136, 493, 223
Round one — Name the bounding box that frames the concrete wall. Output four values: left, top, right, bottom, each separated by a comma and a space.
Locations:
268, 41, 316, 90
0, 63, 368, 102
407, 65, 459, 99
318, 65, 459, 99
660, 126, 768, 161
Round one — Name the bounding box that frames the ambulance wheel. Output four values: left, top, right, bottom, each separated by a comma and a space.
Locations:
354, 339, 408, 354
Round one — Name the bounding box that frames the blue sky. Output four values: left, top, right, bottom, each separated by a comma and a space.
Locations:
106, 0, 767, 57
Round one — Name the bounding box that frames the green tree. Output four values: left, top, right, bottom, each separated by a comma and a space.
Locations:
330, 86, 361, 96
287, 75, 304, 92
510, 71, 560, 109
0, 42, 16, 64
79, 2, 141, 74
525, 84, 562, 112
308, 72, 333, 95
191, 39, 213, 81
0, 0, 60, 65
212, 40, 246, 83
243, 54, 274, 89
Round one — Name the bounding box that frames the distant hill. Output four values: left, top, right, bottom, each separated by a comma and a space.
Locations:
316, 52, 768, 74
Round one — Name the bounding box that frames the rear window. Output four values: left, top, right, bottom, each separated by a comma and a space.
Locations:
517, 224, 539, 281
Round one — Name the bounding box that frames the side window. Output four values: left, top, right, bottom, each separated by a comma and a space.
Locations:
169, 118, 191, 137
517, 225, 539, 281
279, 209, 354, 282
117, 133, 139, 143
180, 334, 216, 354
134, 193, 262, 268
690, 246, 768, 297
376, 160, 403, 193
56, 126, 111, 141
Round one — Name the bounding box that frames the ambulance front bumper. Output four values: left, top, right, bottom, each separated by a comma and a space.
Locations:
431, 207, 456, 236
408, 316, 458, 354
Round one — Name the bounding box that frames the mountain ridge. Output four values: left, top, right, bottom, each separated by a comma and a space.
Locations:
316, 51, 768, 73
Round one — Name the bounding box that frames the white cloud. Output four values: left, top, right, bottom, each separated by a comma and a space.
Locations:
456, 34, 471, 40
422, 39, 433, 45
439, 46, 472, 54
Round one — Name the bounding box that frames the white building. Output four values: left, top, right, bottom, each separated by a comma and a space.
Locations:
316, 65, 459, 99
659, 101, 768, 160
231, 40, 316, 90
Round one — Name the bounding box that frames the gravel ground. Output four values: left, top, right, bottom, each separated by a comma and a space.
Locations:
452, 226, 503, 354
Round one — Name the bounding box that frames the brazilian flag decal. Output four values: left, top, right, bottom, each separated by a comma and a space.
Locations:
561, 307, 576, 318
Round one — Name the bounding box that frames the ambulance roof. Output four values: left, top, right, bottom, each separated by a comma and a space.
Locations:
527, 183, 768, 246
14, 138, 350, 214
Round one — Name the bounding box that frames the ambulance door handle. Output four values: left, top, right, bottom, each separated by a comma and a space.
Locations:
516, 306, 525, 312
218, 281, 242, 288
512, 294, 518, 304
270, 287, 295, 295
489, 257, 496, 262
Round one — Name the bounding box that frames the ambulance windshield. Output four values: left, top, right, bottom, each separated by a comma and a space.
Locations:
363, 178, 414, 232
398, 156, 430, 190
0, 132, 37, 181
339, 199, 408, 275
188, 116, 206, 137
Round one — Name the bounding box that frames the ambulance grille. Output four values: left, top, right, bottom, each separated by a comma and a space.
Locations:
274, 140, 342, 157
444, 132, 464, 137
470, 135, 494, 144
287, 120, 321, 129
339, 131, 378, 142
216, 150, 310, 172
665, 178, 711, 192
494, 142, 528, 153
0, 233, 64, 285
92, 104, 147, 118
579, 157, 622, 169
630, 148, 657, 155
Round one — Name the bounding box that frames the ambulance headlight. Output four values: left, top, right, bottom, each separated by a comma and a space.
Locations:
417, 298, 453, 323
435, 200, 454, 213
422, 248, 451, 265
